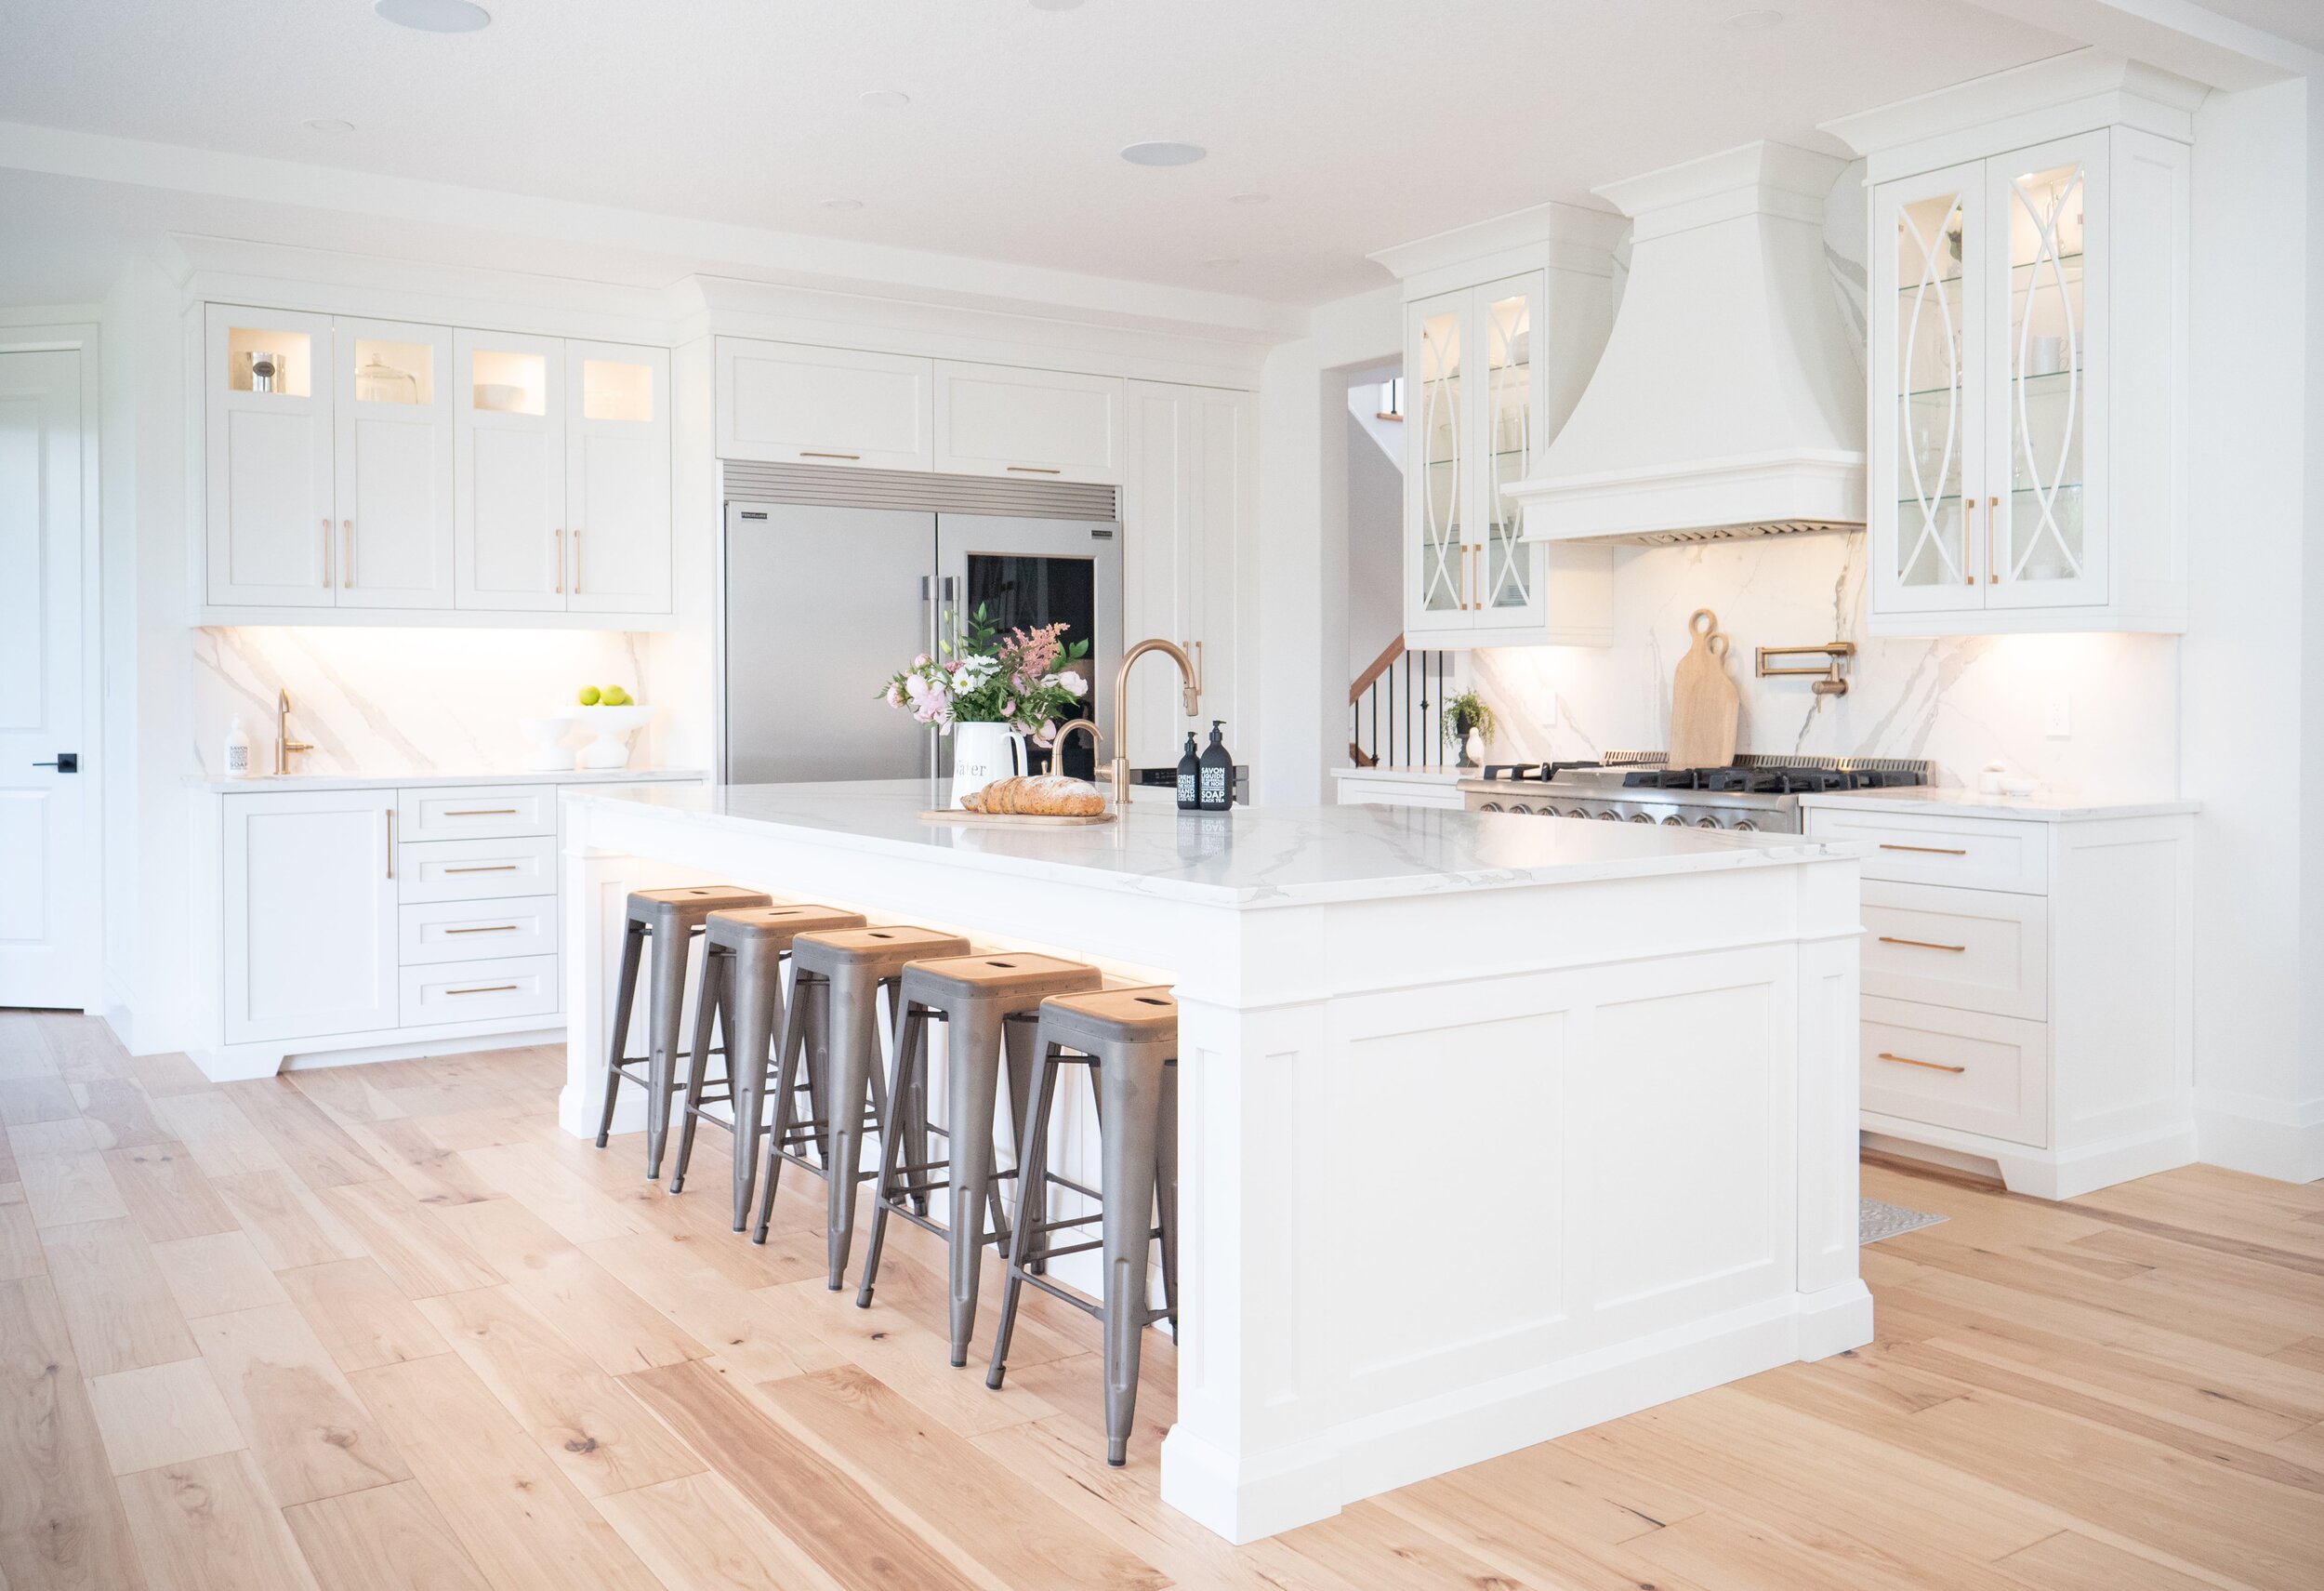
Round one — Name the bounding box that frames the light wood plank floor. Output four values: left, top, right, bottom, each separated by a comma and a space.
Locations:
2, 1010, 2318, 1591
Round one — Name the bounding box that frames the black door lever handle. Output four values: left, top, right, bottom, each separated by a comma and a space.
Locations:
33, 753, 77, 773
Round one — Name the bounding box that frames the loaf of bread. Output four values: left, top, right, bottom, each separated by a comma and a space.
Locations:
964, 775, 1105, 816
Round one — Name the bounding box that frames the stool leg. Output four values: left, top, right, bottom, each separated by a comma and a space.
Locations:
728, 947, 783, 1230
823, 961, 880, 1289
1156, 1060, 1181, 1331
1001, 1014, 1038, 1231
1098, 1045, 1167, 1466
944, 1001, 1010, 1367
854, 1001, 925, 1308
752, 971, 817, 1244
642, 924, 692, 1180
668, 944, 727, 1195
594, 921, 646, 1148
796, 961, 828, 1169
987, 1038, 1063, 1391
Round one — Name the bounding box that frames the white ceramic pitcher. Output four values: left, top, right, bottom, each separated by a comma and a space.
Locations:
950, 721, 1027, 808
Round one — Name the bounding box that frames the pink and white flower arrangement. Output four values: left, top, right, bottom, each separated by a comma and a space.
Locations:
880, 603, 1090, 738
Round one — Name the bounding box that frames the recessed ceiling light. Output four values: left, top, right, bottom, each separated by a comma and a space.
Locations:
1120, 140, 1207, 168
303, 117, 356, 135
1227, 192, 1271, 206
859, 89, 911, 109
821, 198, 865, 212
1723, 8, 1785, 29
375, 0, 492, 33
1029, 0, 1084, 10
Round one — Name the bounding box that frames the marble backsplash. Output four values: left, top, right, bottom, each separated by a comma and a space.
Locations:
1472, 533, 2181, 798
192, 627, 659, 777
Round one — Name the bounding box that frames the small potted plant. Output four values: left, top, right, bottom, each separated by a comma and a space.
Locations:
1443, 689, 1496, 769
882, 603, 1091, 806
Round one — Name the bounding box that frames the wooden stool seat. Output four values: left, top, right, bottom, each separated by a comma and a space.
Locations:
793, 925, 969, 977
629, 884, 771, 929
1038, 986, 1178, 1041
901, 952, 1107, 1001
706, 903, 866, 942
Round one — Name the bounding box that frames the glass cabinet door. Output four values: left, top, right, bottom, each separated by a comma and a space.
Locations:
1411, 298, 1466, 622
1878, 163, 1987, 610
1988, 137, 2106, 608
1479, 280, 1540, 619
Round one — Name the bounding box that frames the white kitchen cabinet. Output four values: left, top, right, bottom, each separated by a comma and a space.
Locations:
935, 362, 1127, 484
716, 338, 934, 471
454, 330, 566, 612
564, 341, 672, 615
1802, 795, 2195, 1199
1403, 271, 1614, 648
1122, 380, 1254, 768
1850, 106, 2191, 634
221, 788, 398, 1044
335, 317, 456, 610
205, 306, 337, 606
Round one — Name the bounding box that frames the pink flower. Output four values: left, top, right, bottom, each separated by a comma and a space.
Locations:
914, 653, 931, 668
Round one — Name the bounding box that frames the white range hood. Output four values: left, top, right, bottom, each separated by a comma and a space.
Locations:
1511, 141, 1867, 546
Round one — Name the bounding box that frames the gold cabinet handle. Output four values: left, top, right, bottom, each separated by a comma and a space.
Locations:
1005, 464, 1063, 474
1964, 497, 1978, 586
799, 450, 860, 460
1986, 494, 2000, 584
443, 864, 519, 874
445, 984, 519, 996
1878, 935, 1967, 952
442, 808, 519, 816
320, 517, 333, 587
342, 519, 354, 588
1878, 842, 1968, 855
1879, 1051, 1966, 1074
554, 526, 564, 594
443, 923, 518, 935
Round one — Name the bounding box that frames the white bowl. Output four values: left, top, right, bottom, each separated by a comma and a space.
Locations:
517, 715, 574, 771
572, 704, 653, 769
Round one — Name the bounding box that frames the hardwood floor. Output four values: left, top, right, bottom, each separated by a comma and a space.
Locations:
1, 1008, 2318, 1591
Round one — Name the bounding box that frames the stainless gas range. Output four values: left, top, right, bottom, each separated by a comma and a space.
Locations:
1459, 752, 1933, 834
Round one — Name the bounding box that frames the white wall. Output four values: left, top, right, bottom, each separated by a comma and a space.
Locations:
1344, 374, 1404, 683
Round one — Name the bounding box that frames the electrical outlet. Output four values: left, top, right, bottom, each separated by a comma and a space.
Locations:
2044, 691, 2072, 738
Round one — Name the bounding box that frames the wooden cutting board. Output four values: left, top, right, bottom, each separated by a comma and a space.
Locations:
1668, 608, 1738, 769
918, 809, 1117, 827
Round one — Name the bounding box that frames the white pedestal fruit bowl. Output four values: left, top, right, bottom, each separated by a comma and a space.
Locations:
573, 705, 654, 770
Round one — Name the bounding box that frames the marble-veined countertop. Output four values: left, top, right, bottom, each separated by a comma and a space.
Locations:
183, 768, 706, 793
1799, 787, 2199, 822
566, 778, 1856, 908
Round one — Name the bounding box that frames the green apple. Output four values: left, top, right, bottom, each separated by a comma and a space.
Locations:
577, 685, 601, 706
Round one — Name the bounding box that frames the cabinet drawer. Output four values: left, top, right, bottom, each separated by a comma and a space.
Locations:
932, 363, 1126, 484
400, 954, 558, 1028
1862, 882, 2047, 1021
397, 834, 557, 903
398, 897, 557, 965
1861, 996, 2047, 1147
396, 785, 556, 842
1808, 808, 2047, 894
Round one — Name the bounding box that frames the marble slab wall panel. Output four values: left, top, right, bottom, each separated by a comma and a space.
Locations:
193, 627, 656, 777
1472, 533, 2180, 799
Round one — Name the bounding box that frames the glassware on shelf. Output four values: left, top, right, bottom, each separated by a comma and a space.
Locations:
351, 338, 432, 405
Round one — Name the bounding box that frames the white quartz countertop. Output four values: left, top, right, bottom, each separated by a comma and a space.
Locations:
568, 779, 1856, 908
184, 768, 706, 793
1329, 765, 1469, 781
1798, 787, 2199, 822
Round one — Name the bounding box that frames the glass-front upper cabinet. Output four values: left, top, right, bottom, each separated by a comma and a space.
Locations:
205, 307, 337, 607
332, 318, 455, 611
1405, 272, 1556, 645
1867, 124, 2186, 635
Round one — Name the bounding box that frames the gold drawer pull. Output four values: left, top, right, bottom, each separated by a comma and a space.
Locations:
1878, 935, 1967, 953
1005, 464, 1063, 474
1879, 842, 1968, 855
445, 984, 519, 996
1879, 1051, 1966, 1074
443, 864, 519, 874
443, 924, 519, 935
799, 450, 860, 460
443, 807, 519, 817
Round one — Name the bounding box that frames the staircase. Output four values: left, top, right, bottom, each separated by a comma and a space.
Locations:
1349, 638, 1450, 768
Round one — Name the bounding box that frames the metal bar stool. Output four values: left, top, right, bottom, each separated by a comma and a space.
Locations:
592, 884, 772, 1179
752, 925, 971, 1287
855, 952, 1103, 1366
669, 903, 866, 1228
986, 986, 1179, 1466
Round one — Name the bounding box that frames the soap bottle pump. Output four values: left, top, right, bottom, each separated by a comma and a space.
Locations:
1198, 721, 1234, 812
1175, 731, 1201, 811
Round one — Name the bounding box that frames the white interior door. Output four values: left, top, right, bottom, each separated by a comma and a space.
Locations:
0, 347, 90, 1007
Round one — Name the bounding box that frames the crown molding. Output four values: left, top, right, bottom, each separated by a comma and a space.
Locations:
1368, 199, 1628, 287
1821, 47, 2207, 163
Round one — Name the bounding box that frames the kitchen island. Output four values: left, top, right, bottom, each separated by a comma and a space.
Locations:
560, 780, 1871, 1543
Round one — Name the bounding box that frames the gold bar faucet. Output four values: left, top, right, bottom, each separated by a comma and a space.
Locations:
275, 688, 314, 775
1108, 639, 1201, 809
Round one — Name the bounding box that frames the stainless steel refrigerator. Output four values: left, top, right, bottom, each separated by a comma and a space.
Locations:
719, 501, 1124, 785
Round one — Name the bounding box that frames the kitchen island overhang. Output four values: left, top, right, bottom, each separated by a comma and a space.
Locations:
559, 781, 1870, 1543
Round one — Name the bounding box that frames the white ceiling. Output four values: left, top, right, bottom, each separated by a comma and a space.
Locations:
0, 0, 2119, 308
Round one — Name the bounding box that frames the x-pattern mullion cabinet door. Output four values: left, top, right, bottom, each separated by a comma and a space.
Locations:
563, 341, 672, 616
205, 305, 338, 606
333, 316, 456, 610
454, 329, 568, 612
1405, 288, 1471, 640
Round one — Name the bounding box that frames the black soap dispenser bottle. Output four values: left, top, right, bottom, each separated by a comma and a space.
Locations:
1198, 721, 1234, 811
1175, 732, 1201, 811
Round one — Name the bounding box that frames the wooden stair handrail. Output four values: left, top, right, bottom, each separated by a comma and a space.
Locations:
1349, 636, 1406, 705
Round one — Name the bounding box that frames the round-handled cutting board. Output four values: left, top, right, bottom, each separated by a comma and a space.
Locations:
1668, 608, 1738, 769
